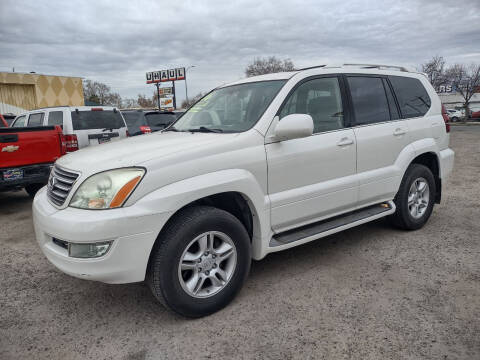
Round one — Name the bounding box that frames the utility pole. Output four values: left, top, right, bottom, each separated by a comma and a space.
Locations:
156, 83, 161, 110
185, 65, 196, 106
172, 81, 176, 110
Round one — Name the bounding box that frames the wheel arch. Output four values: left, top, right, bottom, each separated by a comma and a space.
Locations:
410, 151, 441, 203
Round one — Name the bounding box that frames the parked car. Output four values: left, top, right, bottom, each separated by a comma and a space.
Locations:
0, 114, 8, 127
121, 109, 152, 136
11, 106, 128, 151
470, 109, 480, 120
1, 113, 16, 126
1, 125, 66, 197
144, 110, 177, 131
33, 64, 454, 317
121, 109, 178, 136
446, 109, 462, 122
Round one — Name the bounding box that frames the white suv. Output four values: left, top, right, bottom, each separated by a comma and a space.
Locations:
33, 64, 454, 317
12, 106, 128, 151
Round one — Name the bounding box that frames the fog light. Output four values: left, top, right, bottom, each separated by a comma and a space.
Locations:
68, 241, 112, 258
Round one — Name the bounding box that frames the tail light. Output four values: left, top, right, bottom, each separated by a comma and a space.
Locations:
64, 134, 79, 152
441, 104, 450, 133
140, 125, 152, 134
126, 130, 130, 137
57, 128, 67, 155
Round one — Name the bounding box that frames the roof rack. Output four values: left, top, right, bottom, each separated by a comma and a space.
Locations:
295, 65, 327, 71
342, 63, 410, 72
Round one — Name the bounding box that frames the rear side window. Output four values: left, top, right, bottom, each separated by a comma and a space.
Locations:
48, 111, 63, 126
12, 115, 26, 127
70, 110, 125, 130
28, 113, 44, 127
389, 76, 431, 118
347, 77, 390, 125
383, 79, 400, 120
145, 113, 177, 128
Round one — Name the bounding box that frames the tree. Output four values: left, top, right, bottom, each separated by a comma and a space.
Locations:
121, 98, 139, 109
245, 56, 295, 77
421, 56, 447, 89
445, 63, 480, 119
82, 80, 123, 106
137, 92, 157, 108
181, 92, 204, 109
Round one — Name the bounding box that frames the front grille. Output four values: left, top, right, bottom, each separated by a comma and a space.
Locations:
47, 165, 79, 206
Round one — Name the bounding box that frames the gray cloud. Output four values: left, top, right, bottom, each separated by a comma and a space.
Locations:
1, 0, 479, 102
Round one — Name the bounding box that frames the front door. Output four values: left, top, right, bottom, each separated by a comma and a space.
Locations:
266, 76, 357, 233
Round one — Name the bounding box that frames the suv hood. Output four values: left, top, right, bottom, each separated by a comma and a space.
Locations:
57, 131, 239, 175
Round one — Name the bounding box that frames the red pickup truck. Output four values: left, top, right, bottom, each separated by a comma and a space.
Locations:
0, 125, 66, 197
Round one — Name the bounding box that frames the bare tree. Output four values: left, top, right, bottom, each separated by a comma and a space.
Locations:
83, 79, 123, 106
245, 56, 295, 77
137, 92, 157, 108
445, 63, 480, 119
121, 98, 139, 109
181, 92, 204, 109
421, 56, 447, 89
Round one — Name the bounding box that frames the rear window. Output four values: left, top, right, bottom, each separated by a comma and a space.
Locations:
145, 113, 177, 128
389, 76, 431, 118
122, 111, 147, 127
70, 110, 125, 130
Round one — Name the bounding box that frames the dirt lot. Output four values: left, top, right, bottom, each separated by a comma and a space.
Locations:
1, 126, 479, 360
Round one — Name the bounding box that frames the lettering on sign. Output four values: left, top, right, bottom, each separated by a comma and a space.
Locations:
146, 67, 186, 83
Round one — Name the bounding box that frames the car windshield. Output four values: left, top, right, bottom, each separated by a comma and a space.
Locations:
145, 112, 177, 128
172, 80, 286, 133
122, 111, 147, 127
71, 110, 125, 130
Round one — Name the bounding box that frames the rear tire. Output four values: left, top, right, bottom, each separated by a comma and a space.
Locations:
451, 116, 458, 122
147, 206, 251, 318
25, 184, 44, 198
389, 164, 436, 230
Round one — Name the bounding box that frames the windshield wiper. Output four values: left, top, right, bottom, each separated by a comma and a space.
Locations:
187, 126, 223, 133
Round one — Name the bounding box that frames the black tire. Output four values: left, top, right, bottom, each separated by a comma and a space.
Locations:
451, 116, 458, 122
389, 164, 436, 230
25, 184, 44, 198
147, 206, 251, 318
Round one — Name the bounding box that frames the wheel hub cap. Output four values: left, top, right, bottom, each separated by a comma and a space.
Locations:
178, 231, 237, 298
408, 177, 430, 219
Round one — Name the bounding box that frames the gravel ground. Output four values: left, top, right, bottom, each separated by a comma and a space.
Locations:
1, 126, 479, 360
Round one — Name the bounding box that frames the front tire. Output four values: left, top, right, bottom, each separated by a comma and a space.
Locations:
148, 206, 251, 317
451, 116, 458, 122
389, 164, 436, 230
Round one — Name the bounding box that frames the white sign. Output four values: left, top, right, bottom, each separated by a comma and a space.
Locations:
160, 97, 174, 108
146, 67, 186, 84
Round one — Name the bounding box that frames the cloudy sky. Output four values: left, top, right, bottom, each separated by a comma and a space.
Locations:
1, 0, 479, 103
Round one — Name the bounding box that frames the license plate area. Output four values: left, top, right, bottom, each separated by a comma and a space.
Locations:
3, 168, 24, 181
88, 132, 119, 145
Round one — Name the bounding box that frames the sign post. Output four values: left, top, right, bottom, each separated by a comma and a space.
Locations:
145, 67, 186, 110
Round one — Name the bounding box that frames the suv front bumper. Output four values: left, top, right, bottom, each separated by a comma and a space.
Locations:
32, 187, 171, 284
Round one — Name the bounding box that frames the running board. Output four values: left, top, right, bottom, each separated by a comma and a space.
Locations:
270, 201, 395, 248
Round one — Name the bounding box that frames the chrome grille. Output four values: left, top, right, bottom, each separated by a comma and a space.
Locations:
47, 165, 79, 206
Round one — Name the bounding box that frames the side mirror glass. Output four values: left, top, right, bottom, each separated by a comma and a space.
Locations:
274, 114, 314, 141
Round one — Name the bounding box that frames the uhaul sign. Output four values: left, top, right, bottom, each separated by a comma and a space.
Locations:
146, 67, 185, 84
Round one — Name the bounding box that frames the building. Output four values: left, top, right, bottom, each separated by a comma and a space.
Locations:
0, 72, 84, 115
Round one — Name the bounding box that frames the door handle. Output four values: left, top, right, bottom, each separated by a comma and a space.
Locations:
336, 137, 354, 147
393, 128, 406, 136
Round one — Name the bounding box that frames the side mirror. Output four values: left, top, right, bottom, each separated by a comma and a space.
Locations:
274, 114, 314, 141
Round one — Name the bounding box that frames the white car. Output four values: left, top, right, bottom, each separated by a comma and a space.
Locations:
33, 64, 454, 317
446, 109, 463, 122
12, 106, 128, 151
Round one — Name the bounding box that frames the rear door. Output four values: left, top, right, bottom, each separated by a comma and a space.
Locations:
70, 108, 128, 148
346, 75, 410, 207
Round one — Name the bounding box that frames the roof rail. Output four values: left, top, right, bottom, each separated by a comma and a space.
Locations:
295, 65, 327, 71
342, 63, 410, 72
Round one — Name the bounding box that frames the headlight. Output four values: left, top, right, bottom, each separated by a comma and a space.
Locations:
70, 168, 145, 209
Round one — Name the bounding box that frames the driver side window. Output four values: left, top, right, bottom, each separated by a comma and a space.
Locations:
280, 77, 344, 133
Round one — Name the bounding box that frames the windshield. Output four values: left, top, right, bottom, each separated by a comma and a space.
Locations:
71, 110, 125, 130
122, 111, 147, 127
172, 80, 286, 133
